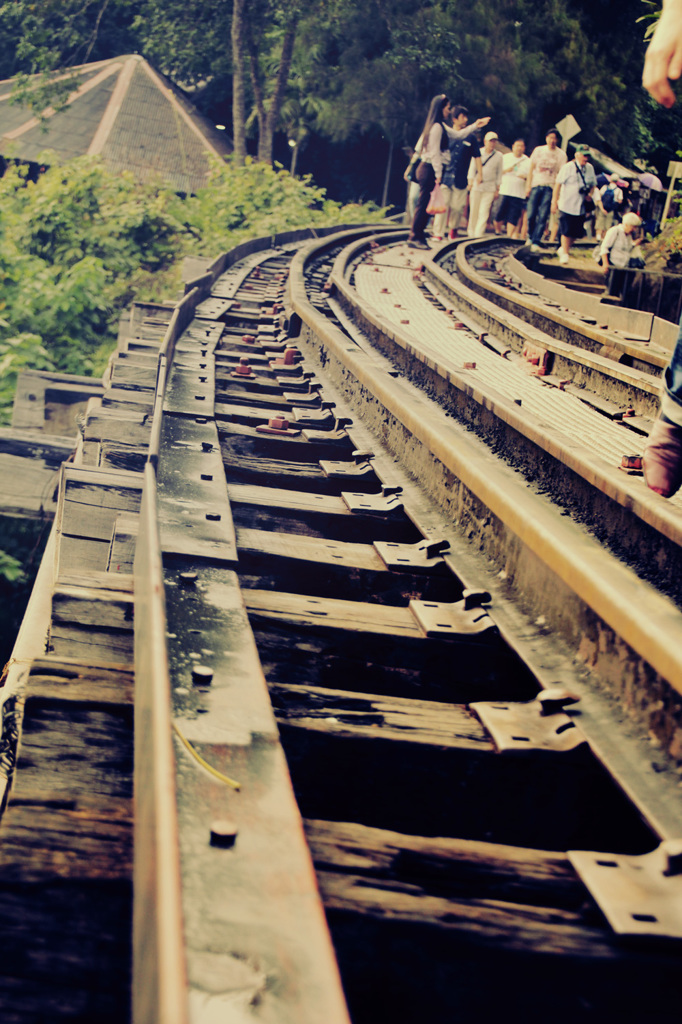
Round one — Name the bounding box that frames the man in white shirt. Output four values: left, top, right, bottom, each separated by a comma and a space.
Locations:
551, 144, 597, 264
493, 139, 531, 237
467, 131, 503, 236
525, 128, 567, 251
599, 212, 643, 271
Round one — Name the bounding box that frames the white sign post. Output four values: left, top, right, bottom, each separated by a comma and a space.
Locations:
662, 161, 682, 222
555, 114, 581, 151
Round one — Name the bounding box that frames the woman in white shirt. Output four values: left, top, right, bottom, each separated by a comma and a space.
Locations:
408, 94, 490, 250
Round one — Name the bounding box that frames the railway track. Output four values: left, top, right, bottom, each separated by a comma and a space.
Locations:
2, 223, 682, 1021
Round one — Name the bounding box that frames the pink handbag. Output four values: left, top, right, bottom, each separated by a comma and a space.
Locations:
426, 183, 446, 215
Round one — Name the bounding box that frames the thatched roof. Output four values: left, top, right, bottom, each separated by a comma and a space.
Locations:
0, 55, 231, 193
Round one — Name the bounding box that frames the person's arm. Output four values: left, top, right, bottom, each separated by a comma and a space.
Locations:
425, 123, 445, 182
525, 150, 537, 197
643, 0, 682, 107
472, 156, 483, 187
600, 227, 617, 273
445, 116, 491, 141
551, 172, 563, 213
493, 153, 503, 194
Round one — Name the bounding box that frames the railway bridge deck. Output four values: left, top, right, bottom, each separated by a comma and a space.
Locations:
1, 223, 682, 1022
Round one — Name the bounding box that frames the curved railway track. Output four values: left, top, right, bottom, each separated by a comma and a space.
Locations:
2, 223, 682, 1022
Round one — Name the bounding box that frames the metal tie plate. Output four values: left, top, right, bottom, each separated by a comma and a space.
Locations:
409, 597, 497, 639
373, 538, 450, 573
470, 697, 587, 754
319, 460, 375, 479
342, 490, 404, 516
569, 841, 682, 940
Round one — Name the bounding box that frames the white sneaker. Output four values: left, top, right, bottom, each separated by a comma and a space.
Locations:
530, 244, 541, 253
557, 250, 569, 265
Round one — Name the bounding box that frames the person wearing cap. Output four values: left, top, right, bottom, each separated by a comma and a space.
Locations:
599, 212, 643, 271
551, 144, 597, 264
525, 128, 567, 251
467, 130, 503, 236
595, 173, 624, 240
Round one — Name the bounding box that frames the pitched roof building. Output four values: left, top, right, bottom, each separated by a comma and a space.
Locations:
0, 55, 231, 193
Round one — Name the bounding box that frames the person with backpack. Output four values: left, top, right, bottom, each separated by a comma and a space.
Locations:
407, 94, 490, 250
595, 174, 623, 240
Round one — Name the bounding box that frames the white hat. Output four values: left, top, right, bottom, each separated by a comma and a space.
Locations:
484, 131, 498, 142
622, 212, 642, 227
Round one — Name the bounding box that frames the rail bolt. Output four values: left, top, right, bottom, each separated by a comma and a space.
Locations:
192, 665, 214, 685
210, 820, 238, 848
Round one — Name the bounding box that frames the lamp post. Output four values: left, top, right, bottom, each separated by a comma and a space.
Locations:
288, 138, 299, 177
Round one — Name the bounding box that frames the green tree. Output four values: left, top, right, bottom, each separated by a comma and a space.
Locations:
0, 0, 138, 113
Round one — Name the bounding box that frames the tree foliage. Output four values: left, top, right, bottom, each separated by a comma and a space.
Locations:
0, 153, 382, 426
0, 0, 677, 185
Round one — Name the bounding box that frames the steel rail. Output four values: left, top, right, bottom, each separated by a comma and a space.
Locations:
287, 233, 682, 763
133, 224, 384, 1024
133, 464, 188, 1024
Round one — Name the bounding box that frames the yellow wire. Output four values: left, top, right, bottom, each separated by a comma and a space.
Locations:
172, 721, 241, 791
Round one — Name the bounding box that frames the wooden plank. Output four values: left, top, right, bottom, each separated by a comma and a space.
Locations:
252, 617, 517, 702
0, 660, 134, 1021
228, 483, 419, 543
245, 589, 423, 637
58, 535, 111, 572
0, 883, 132, 1023
99, 442, 147, 474
216, 388, 302, 410
228, 483, 350, 514
83, 413, 150, 446
51, 586, 134, 631
13, 698, 133, 802
60, 480, 142, 541
108, 516, 139, 573
108, 362, 157, 390
0, 453, 62, 516
307, 824, 682, 1021
237, 528, 386, 571
48, 625, 134, 666
27, 661, 134, 705
304, 819, 582, 908
220, 424, 353, 463
274, 696, 654, 851
269, 682, 486, 747
224, 451, 343, 492
234, 528, 458, 604
55, 570, 134, 593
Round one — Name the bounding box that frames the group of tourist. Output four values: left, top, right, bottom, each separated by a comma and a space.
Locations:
405, 103, 641, 271
405, 6, 682, 505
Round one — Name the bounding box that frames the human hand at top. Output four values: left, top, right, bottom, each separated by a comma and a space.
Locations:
475, 116, 491, 129
643, 0, 682, 107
